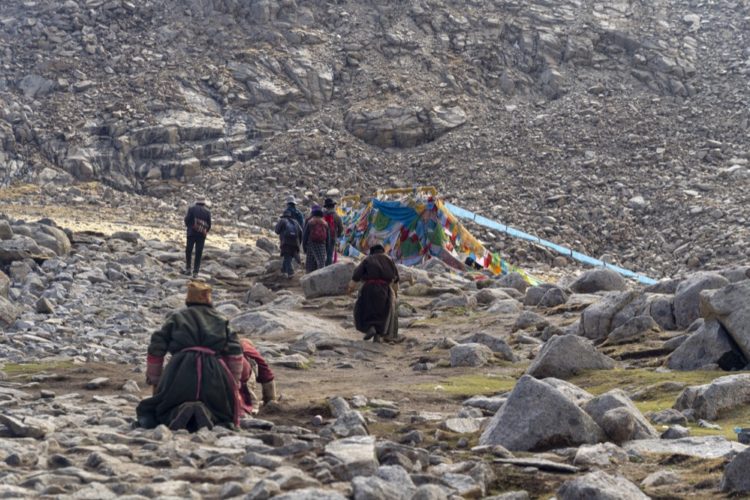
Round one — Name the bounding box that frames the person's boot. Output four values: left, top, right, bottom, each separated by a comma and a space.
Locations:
363, 326, 377, 341
169, 402, 196, 431
192, 403, 214, 430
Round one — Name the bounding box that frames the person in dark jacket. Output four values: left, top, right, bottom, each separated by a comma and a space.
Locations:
350, 244, 402, 343
302, 204, 332, 273
323, 198, 345, 266
285, 196, 305, 229
184, 197, 212, 278
136, 281, 244, 431
274, 209, 302, 278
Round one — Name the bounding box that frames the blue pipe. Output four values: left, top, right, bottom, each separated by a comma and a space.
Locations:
444, 202, 658, 285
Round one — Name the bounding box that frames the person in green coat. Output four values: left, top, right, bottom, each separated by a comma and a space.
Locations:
136, 281, 244, 431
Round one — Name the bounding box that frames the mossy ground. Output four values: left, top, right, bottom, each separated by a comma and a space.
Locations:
1, 360, 77, 377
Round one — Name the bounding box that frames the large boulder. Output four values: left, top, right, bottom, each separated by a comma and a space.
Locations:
324, 436, 378, 481
0, 270, 9, 298
673, 272, 729, 329
721, 447, 750, 493
674, 374, 750, 420
450, 343, 494, 367
570, 269, 627, 294
666, 319, 746, 371
579, 291, 639, 341
478, 375, 605, 451
0, 295, 20, 327
0, 235, 56, 263
700, 281, 750, 361
583, 390, 658, 443
299, 262, 356, 299
0, 220, 13, 240
604, 315, 660, 345
526, 335, 615, 379
33, 224, 71, 256
459, 332, 516, 361
558, 471, 649, 500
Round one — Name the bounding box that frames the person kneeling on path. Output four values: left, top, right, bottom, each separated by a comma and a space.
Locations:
302, 204, 331, 273
136, 281, 244, 432
274, 209, 302, 278
237, 338, 277, 415
350, 244, 403, 344
184, 197, 211, 278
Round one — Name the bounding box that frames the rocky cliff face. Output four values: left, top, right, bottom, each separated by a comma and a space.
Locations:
1, 0, 749, 276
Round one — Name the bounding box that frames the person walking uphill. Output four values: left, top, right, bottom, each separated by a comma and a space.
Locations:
136, 281, 244, 432
323, 198, 344, 266
350, 244, 402, 344
274, 209, 302, 278
302, 204, 331, 273
184, 197, 211, 278
285, 195, 305, 229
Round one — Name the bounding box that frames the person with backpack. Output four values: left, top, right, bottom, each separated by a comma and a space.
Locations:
184, 197, 211, 278
302, 204, 331, 273
285, 195, 305, 229
274, 209, 302, 279
323, 198, 344, 266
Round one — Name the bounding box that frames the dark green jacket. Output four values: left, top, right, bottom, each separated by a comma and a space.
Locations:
136, 305, 242, 428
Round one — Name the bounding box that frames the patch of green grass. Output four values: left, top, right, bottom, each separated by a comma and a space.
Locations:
413, 374, 518, 397
1, 360, 76, 376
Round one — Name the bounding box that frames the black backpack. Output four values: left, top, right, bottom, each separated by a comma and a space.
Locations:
281, 220, 299, 245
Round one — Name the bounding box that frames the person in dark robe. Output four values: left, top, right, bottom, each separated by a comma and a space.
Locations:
350, 244, 402, 343
136, 281, 244, 431
237, 338, 277, 415
302, 205, 331, 273
184, 197, 211, 278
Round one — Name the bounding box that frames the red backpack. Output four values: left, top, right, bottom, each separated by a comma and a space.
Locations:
309, 218, 328, 244
323, 213, 336, 237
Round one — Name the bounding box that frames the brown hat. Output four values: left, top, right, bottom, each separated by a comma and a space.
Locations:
186, 280, 212, 305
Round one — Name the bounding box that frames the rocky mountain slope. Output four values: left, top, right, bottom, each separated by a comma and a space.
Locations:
1, 0, 749, 279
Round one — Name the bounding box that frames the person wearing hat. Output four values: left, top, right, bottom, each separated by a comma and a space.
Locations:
184, 197, 212, 278
302, 204, 332, 273
284, 195, 305, 229
349, 243, 402, 344
274, 209, 303, 278
136, 281, 245, 431
323, 198, 344, 266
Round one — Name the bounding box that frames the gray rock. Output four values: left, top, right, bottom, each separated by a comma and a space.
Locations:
542, 378, 595, 405
325, 436, 378, 480
641, 470, 681, 488
0, 220, 13, 240
241, 451, 283, 470
558, 471, 649, 500
0, 295, 20, 327
700, 280, 750, 361
605, 315, 660, 345
352, 475, 406, 500
538, 287, 569, 308
661, 425, 690, 439
35, 297, 54, 314
624, 436, 745, 459
110, 231, 141, 243
485, 492, 529, 500
478, 375, 605, 451
0, 236, 56, 263
300, 262, 356, 299
573, 443, 629, 467
245, 479, 281, 500
19, 74, 56, 98
85, 377, 110, 389
410, 485, 449, 500
526, 335, 615, 379
0, 414, 54, 439
450, 343, 493, 367
583, 389, 658, 442
579, 291, 639, 340
673, 374, 750, 420
266, 466, 321, 491
648, 408, 688, 426
512, 310, 548, 331
458, 332, 516, 361
442, 418, 481, 434
648, 294, 676, 331
0, 270, 9, 298
722, 447, 750, 493
570, 268, 627, 294
667, 319, 746, 370
246, 283, 276, 305
272, 488, 347, 500
497, 273, 529, 293
673, 272, 729, 329
462, 395, 507, 413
